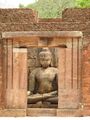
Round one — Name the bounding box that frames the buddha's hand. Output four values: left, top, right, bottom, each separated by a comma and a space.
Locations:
27, 91, 33, 96
27, 91, 30, 96
43, 91, 57, 98
51, 91, 58, 96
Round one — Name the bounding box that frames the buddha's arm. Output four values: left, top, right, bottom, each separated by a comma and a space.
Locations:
56, 72, 58, 91
28, 91, 57, 104
55, 69, 58, 91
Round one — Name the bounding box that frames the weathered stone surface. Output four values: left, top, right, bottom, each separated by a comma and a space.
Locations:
0, 21, 89, 44
63, 8, 90, 22
27, 108, 56, 116
82, 44, 90, 109
0, 8, 89, 116
57, 109, 81, 117
0, 109, 26, 117
0, 8, 38, 23
6, 48, 27, 109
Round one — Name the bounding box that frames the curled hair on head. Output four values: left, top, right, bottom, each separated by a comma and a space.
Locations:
41, 48, 50, 52
39, 47, 52, 57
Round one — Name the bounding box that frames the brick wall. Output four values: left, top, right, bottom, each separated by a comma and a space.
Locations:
0, 8, 38, 23
82, 43, 90, 110
0, 41, 5, 108
62, 8, 90, 22
0, 22, 89, 45
0, 8, 89, 45
0, 8, 90, 113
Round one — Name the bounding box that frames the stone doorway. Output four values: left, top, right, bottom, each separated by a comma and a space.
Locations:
0, 31, 83, 116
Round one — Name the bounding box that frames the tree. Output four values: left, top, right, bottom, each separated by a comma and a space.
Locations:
76, 0, 90, 8
19, 0, 76, 18
19, 4, 25, 8
19, 0, 90, 18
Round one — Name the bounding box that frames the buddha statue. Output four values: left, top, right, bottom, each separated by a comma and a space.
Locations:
27, 48, 58, 108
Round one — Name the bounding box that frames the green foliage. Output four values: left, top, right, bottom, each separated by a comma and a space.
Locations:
19, 0, 90, 18
76, 0, 90, 8
19, 0, 76, 18
19, 4, 25, 8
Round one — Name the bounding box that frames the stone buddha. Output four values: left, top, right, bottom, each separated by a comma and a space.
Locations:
28, 48, 58, 107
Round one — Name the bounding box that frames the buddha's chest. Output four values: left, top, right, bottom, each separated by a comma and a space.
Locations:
35, 69, 56, 83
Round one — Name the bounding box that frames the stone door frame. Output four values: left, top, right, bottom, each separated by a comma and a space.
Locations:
0, 31, 83, 116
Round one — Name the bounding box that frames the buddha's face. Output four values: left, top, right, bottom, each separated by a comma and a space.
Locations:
39, 55, 51, 68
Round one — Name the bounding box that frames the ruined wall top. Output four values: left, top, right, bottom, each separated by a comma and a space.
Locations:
0, 8, 38, 23
0, 8, 89, 44
0, 8, 90, 24
62, 8, 90, 22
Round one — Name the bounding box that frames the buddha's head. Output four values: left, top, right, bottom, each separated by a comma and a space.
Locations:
39, 48, 52, 68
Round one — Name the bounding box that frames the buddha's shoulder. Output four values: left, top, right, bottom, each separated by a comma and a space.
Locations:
49, 67, 58, 73
30, 67, 41, 73
29, 68, 42, 77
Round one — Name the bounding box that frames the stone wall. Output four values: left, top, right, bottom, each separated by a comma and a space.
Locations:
0, 8, 89, 45
0, 8, 90, 114
0, 8, 38, 23
82, 44, 90, 109
62, 8, 90, 22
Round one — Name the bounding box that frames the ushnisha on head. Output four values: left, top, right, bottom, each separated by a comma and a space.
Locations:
39, 48, 52, 68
